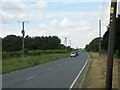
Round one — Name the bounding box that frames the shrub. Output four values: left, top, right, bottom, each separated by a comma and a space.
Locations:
2, 50, 67, 59
115, 49, 120, 58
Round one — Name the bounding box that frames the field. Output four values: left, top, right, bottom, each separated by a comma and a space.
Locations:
2, 51, 72, 74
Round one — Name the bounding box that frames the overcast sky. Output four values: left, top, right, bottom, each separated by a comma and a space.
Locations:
0, 0, 120, 48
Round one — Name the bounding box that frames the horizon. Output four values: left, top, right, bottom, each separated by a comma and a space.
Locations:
1, 0, 119, 48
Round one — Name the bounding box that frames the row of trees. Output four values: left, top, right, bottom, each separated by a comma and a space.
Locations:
2, 35, 71, 52
85, 15, 120, 56
85, 38, 100, 52
101, 16, 120, 51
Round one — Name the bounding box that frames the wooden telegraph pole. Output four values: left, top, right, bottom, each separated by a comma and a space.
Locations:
106, 0, 117, 89
18, 21, 29, 57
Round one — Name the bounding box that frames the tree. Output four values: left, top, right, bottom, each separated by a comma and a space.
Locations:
101, 16, 120, 52
2, 35, 66, 51
85, 37, 100, 52
101, 30, 109, 50
2, 35, 22, 51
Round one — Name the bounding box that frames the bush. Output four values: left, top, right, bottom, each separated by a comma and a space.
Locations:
2, 50, 67, 59
115, 49, 120, 58
2, 51, 22, 59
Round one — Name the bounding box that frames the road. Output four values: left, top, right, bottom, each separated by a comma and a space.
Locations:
2, 52, 89, 88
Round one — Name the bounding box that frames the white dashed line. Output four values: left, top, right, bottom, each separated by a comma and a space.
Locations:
25, 76, 35, 80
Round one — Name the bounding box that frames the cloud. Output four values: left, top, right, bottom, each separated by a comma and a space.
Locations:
16, 13, 34, 21
1, 0, 49, 24
2, 1, 48, 13
0, 11, 13, 26
50, 19, 57, 25
1, 0, 112, 3
0, 28, 21, 37
2, 1, 27, 12
38, 20, 96, 48
39, 24, 50, 29
34, 1, 48, 8
2, 0, 20, 2
0, 5, 100, 25
60, 17, 74, 27
59, 17, 92, 30
1, 1, 110, 48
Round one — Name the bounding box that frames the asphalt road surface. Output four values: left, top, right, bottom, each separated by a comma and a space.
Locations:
2, 51, 89, 88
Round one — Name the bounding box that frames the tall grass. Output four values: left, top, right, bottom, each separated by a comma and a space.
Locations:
2, 50, 67, 59
2, 53, 70, 74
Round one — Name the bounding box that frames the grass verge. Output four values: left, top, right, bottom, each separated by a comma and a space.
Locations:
2, 52, 70, 74
82, 52, 118, 88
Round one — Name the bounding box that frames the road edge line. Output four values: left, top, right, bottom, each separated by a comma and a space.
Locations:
79, 57, 91, 88
69, 53, 90, 90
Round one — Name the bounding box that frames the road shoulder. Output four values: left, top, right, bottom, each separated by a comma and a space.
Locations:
81, 52, 118, 88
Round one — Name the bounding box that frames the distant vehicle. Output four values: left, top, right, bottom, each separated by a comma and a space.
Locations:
70, 52, 78, 57
70, 52, 77, 57
75, 52, 79, 56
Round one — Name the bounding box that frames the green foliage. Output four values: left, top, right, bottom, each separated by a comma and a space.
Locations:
101, 30, 109, 51
2, 50, 67, 59
101, 16, 120, 52
115, 49, 120, 58
85, 37, 100, 52
24, 35, 62, 50
2, 53, 70, 74
2, 35, 22, 51
86, 16, 120, 54
27, 50, 65, 55
2, 35, 69, 52
100, 50, 108, 55
2, 51, 22, 59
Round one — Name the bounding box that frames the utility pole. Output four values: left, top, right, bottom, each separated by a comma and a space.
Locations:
64, 37, 67, 50
69, 40, 71, 48
65, 37, 67, 47
106, 0, 117, 89
99, 19, 101, 56
76, 46, 78, 49
18, 21, 29, 57
69, 40, 72, 51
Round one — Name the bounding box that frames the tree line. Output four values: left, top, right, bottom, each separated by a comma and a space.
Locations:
85, 15, 120, 57
2, 35, 70, 52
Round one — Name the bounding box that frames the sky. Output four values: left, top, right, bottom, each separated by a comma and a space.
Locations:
0, 0, 120, 48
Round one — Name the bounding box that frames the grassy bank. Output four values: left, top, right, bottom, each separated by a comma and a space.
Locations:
82, 52, 119, 88
2, 50, 68, 59
2, 52, 70, 74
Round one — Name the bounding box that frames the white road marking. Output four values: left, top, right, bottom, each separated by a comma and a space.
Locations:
25, 76, 35, 80
69, 54, 90, 90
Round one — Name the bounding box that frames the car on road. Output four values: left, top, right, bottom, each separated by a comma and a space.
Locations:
70, 52, 78, 57
75, 52, 79, 56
